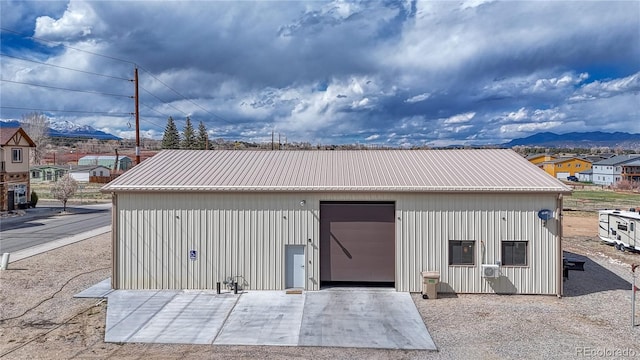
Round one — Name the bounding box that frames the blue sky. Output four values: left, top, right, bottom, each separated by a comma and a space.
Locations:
1, 0, 639, 146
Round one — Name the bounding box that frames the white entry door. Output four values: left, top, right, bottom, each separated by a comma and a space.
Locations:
286, 245, 305, 288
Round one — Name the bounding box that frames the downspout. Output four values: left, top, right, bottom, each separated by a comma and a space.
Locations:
111, 193, 118, 290
557, 194, 563, 298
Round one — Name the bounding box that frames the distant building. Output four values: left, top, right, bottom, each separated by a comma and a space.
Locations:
69, 165, 112, 182
541, 157, 592, 180
0, 127, 36, 211
30, 165, 68, 183
526, 154, 556, 170
621, 159, 640, 183
78, 155, 132, 172
592, 154, 640, 185
577, 169, 593, 183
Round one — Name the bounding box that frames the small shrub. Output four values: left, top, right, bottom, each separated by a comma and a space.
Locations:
613, 179, 638, 191
30, 190, 38, 208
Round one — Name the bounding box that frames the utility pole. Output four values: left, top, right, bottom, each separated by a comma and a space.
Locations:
271, 130, 274, 151
134, 66, 141, 165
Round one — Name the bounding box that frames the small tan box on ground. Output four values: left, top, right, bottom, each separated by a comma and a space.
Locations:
421, 271, 440, 299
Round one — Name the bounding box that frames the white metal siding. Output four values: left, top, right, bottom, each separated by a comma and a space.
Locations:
115, 192, 560, 295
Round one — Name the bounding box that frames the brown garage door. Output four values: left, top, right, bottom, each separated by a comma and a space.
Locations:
320, 202, 395, 283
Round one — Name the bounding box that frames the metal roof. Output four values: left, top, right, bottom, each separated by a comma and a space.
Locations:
101, 149, 572, 193
79, 155, 131, 161
593, 154, 640, 166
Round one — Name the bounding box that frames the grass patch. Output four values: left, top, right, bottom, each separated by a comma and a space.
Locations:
565, 189, 640, 211
31, 182, 111, 203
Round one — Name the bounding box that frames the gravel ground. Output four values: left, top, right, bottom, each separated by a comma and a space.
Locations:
2, 214, 640, 359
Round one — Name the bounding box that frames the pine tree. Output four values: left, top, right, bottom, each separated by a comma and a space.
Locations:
181, 116, 196, 149
161, 116, 180, 149
196, 121, 209, 150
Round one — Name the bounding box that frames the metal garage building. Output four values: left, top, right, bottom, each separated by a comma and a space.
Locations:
101, 149, 571, 296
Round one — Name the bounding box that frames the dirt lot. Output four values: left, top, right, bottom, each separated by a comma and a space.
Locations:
2, 212, 640, 359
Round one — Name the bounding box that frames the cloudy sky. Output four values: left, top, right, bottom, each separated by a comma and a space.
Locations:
1, 1, 639, 146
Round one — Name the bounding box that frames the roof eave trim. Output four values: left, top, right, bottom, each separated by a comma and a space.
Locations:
101, 185, 572, 193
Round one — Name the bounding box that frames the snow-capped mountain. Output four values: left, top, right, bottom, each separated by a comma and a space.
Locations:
0, 119, 121, 140
50, 120, 87, 132
49, 120, 121, 140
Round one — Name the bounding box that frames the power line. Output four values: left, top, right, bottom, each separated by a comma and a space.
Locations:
138, 103, 172, 130
1, 79, 132, 99
0, 27, 136, 66
2, 27, 236, 134
0, 106, 132, 116
0, 53, 130, 81
139, 86, 191, 119
138, 66, 233, 125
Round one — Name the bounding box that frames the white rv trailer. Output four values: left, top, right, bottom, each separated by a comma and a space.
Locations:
599, 209, 640, 251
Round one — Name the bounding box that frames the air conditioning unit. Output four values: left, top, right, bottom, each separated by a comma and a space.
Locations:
481, 264, 500, 278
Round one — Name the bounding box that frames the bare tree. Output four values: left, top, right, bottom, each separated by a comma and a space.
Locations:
51, 174, 78, 212
20, 112, 50, 165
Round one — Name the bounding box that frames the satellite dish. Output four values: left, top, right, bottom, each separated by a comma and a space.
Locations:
538, 209, 553, 221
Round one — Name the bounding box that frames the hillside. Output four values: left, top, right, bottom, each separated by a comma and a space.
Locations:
503, 131, 640, 149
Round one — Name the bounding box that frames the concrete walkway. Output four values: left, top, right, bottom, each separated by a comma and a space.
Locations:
78, 282, 436, 350
7, 226, 111, 263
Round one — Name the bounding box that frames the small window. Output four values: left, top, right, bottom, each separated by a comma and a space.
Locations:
100, 170, 104, 176
502, 241, 528, 266
567, 164, 571, 167
449, 240, 475, 265
576, 164, 581, 168
631, 223, 635, 232
12, 148, 22, 162
618, 223, 628, 231
92, 171, 97, 176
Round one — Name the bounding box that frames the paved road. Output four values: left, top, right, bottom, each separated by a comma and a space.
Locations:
0, 203, 112, 254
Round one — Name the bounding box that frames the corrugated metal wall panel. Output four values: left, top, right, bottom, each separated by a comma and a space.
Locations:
115, 192, 560, 295
395, 193, 559, 295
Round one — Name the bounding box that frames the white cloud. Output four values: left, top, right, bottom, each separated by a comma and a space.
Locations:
365, 134, 380, 141
505, 108, 528, 122
570, 72, 640, 101
34, 1, 104, 42
405, 93, 431, 103
443, 112, 475, 124
499, 121, 562, 134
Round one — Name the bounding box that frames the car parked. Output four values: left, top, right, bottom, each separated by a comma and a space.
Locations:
567, 176, 579, 182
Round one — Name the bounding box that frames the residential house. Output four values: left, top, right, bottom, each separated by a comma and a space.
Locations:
577, 169, 593, 183
592, 154, 640, 186
621, 159, 640, 183
0, 127, 36, 211
30, 165, 69, 183
526, 154, 557, 170
78, 155, 132, 172
69, 165, 111, 182
541, 157, 592, 180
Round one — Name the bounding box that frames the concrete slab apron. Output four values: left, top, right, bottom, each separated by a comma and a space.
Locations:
214, 291, 305, 346
74, 278, 113, 298
299, 290, 436, 350
105, 290, 238, 344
